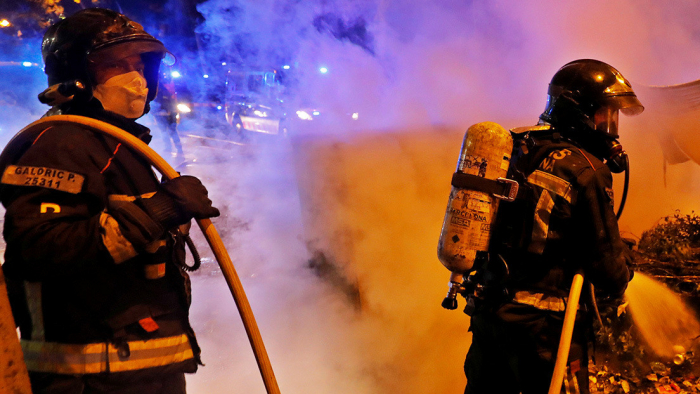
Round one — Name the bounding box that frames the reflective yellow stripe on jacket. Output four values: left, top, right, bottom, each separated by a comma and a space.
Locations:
21, 334, 193, 374
512, 290, 579, 313
526, 170, 576, 254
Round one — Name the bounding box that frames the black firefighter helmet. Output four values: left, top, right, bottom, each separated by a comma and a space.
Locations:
539, 59, 644, 140
41, 7, 168, 105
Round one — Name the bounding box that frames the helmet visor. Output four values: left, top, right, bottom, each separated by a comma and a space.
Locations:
601, 93, 644, 116
600, 71, 644, 116
87, 39, 166, 67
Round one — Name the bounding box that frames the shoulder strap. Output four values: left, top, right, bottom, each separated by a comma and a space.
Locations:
450, 173, 519, 202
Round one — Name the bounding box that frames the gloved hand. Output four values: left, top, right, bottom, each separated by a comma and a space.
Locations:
141, 175, 220, 229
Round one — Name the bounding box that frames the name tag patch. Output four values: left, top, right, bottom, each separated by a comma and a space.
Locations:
2, 165, 84, 194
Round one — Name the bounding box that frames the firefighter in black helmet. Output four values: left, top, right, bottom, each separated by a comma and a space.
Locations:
0, 8, 219, 394
462, 59, 643, 394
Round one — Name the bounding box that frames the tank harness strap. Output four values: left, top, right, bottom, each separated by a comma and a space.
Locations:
20, 333, 194, 374
450, 172, 520, 202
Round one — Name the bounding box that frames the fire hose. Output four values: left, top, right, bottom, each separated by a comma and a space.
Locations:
6, 115, 281, 394
548, 271, 584, 394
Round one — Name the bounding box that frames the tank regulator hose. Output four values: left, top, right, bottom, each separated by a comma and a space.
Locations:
615, 155, 630, 220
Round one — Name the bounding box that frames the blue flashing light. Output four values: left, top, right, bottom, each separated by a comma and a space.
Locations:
203, 74, 209, 78
22, 62, 32, 67
217, 105, 222, 110
319, 67, 328, 74
171, 71, 182, 78
283, 65, 290, 70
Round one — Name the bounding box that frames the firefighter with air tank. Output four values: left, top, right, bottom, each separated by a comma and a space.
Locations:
437, 59, 643, 393
0, 8, 219, 393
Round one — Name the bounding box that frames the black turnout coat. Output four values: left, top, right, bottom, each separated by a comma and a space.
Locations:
0, 100, 200, 376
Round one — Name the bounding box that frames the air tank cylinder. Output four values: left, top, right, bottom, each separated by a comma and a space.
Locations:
437, 121, 513, 275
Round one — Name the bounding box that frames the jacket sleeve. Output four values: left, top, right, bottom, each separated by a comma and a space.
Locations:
1, 125, 137, 281
573, 166, 630, 297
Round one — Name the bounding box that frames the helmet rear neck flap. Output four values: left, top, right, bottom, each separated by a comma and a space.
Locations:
39, 8, 167, 115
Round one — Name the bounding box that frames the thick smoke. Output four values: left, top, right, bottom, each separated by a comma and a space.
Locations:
2, 0, 700, 393
181, 1, 700, 393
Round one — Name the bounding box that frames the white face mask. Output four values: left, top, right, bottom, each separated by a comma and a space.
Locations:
92, 71, 149, 119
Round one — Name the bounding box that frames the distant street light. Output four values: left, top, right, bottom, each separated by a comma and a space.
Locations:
319, 67, 328, 74
0, 19, 11, 28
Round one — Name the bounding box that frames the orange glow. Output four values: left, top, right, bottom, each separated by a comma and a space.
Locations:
39, 0, 64, 17
0, 19, 10, 28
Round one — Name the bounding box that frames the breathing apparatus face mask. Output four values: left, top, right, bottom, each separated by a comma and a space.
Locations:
604, 139, 628, 173
592, 106, 628, 173
594, 106, 619, 138
92, 71, 149, 119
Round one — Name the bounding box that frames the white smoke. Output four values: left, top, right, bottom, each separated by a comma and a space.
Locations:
2, 1, 700, 393
182, 1, 700, 393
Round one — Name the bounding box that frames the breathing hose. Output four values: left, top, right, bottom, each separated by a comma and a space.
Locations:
9, 115, 281, 394
615, 156, 630, 220
548, 271, 584, 394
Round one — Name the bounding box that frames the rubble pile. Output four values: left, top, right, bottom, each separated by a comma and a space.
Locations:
590, 211, 700, 393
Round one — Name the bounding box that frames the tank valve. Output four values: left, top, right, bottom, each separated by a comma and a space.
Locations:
441, 273, 464, 310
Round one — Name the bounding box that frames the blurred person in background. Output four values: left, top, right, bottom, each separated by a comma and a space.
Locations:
154, 74, 185, 161
0, 8, 219, 394
462, 59, 643, 394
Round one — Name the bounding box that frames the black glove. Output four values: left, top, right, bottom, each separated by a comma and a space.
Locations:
141, 175, 220, 229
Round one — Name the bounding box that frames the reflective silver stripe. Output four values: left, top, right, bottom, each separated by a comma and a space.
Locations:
564, 366, 580, 394
108, 334, 194, 372
529, 190, 554, 255
21, 334, 193, 374
22, 340, 107, 374
24, 281, 45, 341
527, 170, 575, 204
99, 212, 137, 264
512, 291, 573, 312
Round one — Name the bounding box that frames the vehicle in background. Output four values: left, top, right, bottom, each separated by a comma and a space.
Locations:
224, 69, 288, 138
223, 66, 364, 138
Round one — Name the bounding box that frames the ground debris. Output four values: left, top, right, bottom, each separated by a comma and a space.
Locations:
589, 211, 700, 393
